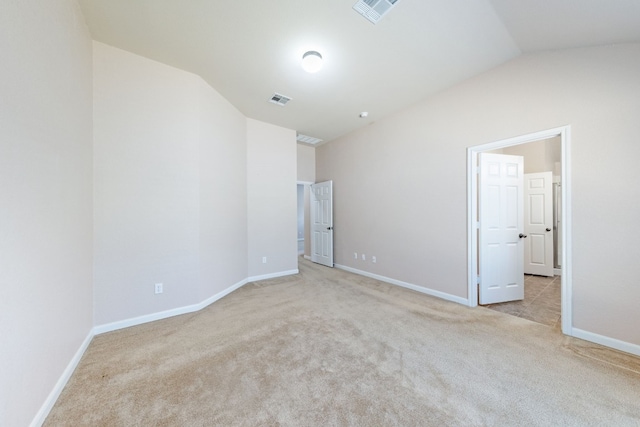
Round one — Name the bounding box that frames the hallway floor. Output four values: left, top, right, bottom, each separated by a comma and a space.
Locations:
485, 275, 561, 329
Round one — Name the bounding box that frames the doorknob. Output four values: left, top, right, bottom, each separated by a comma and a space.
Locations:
546, 228, 551, 232
519, 233, 528, 238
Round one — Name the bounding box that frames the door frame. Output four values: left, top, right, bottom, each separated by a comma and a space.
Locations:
467, 126, 572, 336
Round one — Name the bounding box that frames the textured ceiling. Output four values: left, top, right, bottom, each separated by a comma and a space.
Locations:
78, 0, 640, 144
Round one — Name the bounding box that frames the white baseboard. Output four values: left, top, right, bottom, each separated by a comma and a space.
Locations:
30, 329, 94, 427
335, 264, 469, 306
36, 266, 639, 426
554, 268, 562, 276
94, 278, 249, 335
39, 268, 301, 424
572, 328, 640, 357
247, 269, 299, 283
304, 255, 311, 260
36, 276, 252, 425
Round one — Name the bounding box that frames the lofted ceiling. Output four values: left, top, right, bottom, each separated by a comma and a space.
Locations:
78, 0, 640, 145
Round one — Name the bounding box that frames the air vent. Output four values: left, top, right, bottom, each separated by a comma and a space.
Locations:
268, 93, 292, 106
353, 0, 400, 24
297, 133, 323, 145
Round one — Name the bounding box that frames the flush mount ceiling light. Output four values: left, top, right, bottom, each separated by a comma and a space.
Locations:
301, 51, 323, 73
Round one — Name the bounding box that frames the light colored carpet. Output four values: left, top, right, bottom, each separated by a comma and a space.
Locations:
45, 258, 640, 426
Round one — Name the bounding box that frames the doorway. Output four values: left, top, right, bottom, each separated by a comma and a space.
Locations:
467, 126, 572, 336
297, 184, 305, 255
297, 181, 313, 260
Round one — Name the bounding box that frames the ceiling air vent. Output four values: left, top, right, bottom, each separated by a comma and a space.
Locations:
297, 133, 323, 145
268, 93, 292, 106
353, 0, 400, 24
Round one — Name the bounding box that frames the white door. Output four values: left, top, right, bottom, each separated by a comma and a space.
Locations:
524, 172, 554, 276
310, 180, 333, 267
479, 153, 524, 305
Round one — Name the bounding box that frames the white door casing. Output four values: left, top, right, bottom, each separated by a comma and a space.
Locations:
479, 153, 524, 305
468, 125, 572, 336
524, 172, 554, 276
310, 180, 334, 267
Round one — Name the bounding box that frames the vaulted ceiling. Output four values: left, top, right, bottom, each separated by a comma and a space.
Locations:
78, 0, 640, 144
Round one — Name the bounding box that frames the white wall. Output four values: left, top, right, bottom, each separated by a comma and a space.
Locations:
316, 44, 640, 347
93, 42, 200, 324
297, 144, 316, 183
247, 119, 298, 277
197, 79, 248, 301
501, 137, 561, 174
0, 1, 93, 425
93, 42, 248, 325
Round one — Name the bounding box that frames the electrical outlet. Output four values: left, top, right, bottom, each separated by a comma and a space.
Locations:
361, 254, 366, 261
354, 252, 358, 259
155, 283, 163, 294
372, 256, 377, 263
262, 256, 267, 264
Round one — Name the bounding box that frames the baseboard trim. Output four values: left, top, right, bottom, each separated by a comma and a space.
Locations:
30, 329, 95, 427
247, 269, 299, 283
33, 275, 252, 425
303, 255, 311, 261
572, 328, 640, 357
94, 277, 249, 335
335, 264, 469, 306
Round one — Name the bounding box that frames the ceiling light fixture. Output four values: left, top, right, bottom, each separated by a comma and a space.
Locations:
301, 51, 323, 73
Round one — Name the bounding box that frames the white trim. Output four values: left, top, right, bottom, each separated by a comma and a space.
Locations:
94, 277, 249, 335
247, 269, 299, 283
304, 255, 312, 261
30, 330, 94, 427
554, 268, 562, 276
467, 126, 573, 337
559, 126, 572, 335
572, 329, 640, 358
336, 264, 469, 306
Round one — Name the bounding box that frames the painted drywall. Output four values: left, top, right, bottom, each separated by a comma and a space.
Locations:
93, 42, 200, 324
247, 119, 298, 277
501, 137, 561, 174
0, 1, 93, 426
93, 42, 248, 325
297, 144, 316, 183
197, 79, 248, 302
316, 43, 640, 347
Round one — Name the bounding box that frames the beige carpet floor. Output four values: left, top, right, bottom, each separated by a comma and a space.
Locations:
45, 258, 640, 426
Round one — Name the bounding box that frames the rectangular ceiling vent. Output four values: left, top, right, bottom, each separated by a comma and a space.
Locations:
268, 93, 292, 106
297, 133, 323, 145
353, 0, 400, 24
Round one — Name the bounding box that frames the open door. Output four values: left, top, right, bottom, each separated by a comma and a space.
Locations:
310, 180, 333, 267
479, 153, 524, 305
524, 172, 554, 276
